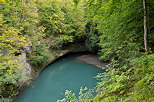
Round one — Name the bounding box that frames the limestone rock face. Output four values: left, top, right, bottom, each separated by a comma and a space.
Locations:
75, 54, 108, 68
18, 52, 31, 83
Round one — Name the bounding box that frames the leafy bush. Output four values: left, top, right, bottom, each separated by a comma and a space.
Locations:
0, 98, 12, 102
85, 23, 99, 52
57, 87, 95, 102
29, 41, 49, 67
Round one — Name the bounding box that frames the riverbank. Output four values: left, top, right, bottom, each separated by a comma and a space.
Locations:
75, 54, 108, 68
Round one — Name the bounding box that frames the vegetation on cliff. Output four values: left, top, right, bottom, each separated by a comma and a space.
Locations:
0, 0, 154, 102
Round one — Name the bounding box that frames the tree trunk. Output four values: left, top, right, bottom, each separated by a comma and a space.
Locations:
143, 0, 148, 52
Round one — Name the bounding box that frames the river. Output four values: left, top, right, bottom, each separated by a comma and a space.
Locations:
15, 54, 104, 102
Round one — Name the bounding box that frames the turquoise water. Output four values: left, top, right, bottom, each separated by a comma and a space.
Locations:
15, 54, 103, 102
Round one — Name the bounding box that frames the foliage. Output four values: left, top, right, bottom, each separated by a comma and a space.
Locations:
36, 0, 66, 35
96, 0, 143, 61
50, 35, 74, 49
0, 16, 30, 100
0, 98, 12, 102
29, 39, 49, 67
50, 37, 64, 50
0, 0, 37, 100
36, 0, 86, 41
93, 54, 154, 102
0, 0, 5, 2
85, 23, 99, 52
57, 87, 94, 102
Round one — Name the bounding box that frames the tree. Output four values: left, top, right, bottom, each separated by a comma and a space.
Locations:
143, 0, 148, 52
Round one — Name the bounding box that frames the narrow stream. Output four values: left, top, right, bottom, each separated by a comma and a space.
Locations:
15, 54, 104, 102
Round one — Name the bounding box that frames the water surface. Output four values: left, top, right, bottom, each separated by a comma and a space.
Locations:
16, 54, 103, 102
